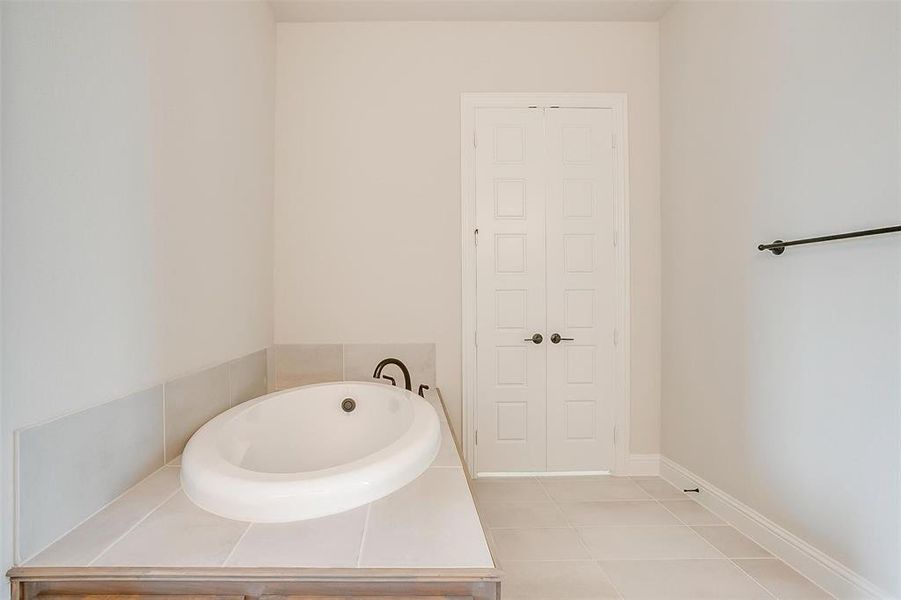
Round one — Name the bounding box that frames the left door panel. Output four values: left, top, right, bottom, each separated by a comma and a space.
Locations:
475, 107, 548, 474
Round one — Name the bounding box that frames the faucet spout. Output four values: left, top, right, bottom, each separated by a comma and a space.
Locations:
373, 358, 412, 391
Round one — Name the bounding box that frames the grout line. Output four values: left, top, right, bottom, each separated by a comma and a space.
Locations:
652, 490, 779, 600
273, 345, 280, 391
15, 348, 266, 435
17, 348, 264, 564
536, 478, 588, 547
536, 477, 626, 600
221, 522, 254, 567
482, 476, 820, 598
355, 503, 373, 567
19, 461, 176, 565
731, 557, 837, 599
226, 357, 234, 409
88, 486, 182, 566
657, 465, 859, 598
650, 492, 730, 558
492, 523, 705, 530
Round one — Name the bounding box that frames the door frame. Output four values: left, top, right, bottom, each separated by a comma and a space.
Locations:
460, 92, 631, 477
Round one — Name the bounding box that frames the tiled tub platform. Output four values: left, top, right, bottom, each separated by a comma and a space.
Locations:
8, 390, 500, 600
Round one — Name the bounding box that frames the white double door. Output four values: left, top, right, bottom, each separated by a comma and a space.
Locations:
475, 106, 616, 474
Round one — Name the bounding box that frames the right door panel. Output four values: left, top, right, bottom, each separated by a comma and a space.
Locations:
544, 108, 616, 472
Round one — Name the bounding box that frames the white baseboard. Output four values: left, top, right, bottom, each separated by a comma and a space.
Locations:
627, 453, 660, 476
660, 456, 892, 600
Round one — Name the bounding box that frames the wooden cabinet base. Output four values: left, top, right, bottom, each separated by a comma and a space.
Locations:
7, 568, 501, 600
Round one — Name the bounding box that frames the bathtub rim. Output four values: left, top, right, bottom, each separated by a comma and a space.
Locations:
180, 380, 442, 522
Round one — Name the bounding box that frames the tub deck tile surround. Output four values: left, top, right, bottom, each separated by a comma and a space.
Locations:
342, 343, 437, 388
10, 388, 499, 599
224, 506, 370, 567
15, 349, 270, 564
359, 467, 491, 568
226, 349, 268, 407
23, 467, 181, 567
164, 364, 230, 462
18, 389, 495, 573
269, 344, 344, 390
16, 385, 166, 562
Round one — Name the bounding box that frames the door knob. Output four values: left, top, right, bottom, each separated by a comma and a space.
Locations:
550, 333, 574, 344
524, 333, 544, 344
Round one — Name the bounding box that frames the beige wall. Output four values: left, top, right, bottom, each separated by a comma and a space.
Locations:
2, 0, 275, 582
274, 21, 661, 454
660, 2, 900, 595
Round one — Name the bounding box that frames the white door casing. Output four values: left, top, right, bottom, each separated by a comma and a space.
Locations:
461, 93, 630, 477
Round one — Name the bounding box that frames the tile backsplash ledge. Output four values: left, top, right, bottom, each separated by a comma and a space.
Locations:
15, 342, 436, 564
268, 343, 436, 393
15, 349, 267, 564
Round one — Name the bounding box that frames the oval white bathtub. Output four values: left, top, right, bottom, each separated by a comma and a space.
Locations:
180, 381, 441, 522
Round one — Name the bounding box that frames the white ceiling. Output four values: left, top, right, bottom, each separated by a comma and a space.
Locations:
269, 0, 675, 22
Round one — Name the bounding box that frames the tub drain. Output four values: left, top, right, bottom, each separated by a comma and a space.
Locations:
341, 398, 356, 413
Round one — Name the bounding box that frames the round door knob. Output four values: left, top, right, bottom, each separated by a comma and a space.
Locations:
524, 333, 543, 344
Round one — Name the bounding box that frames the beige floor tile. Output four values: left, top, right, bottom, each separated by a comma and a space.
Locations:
692, 526, 771, 558
472, 478, 553, 504
541, 477, 652, 502
559, 500, 681, 527
659, 500, 724, 525
577, 526, 724, 560
501, 561, 621, 599
599, 559, 772, 599
735, 559, 833, 599
491, 528, 590, 561
632, 478, 688, 500
480, 502, 569, 529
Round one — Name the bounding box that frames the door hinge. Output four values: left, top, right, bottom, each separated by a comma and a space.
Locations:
613, 229, 618, 247
611, 134, 617, 149
474, 330, 478, 348
613, 425, 617, 444
474, 227, 479, 246
613, 328, 619, 346
473, 131, 478, 148
475, 430, 479, 445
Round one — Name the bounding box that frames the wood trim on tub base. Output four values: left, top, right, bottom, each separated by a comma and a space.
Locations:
8, 567, 501, 600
